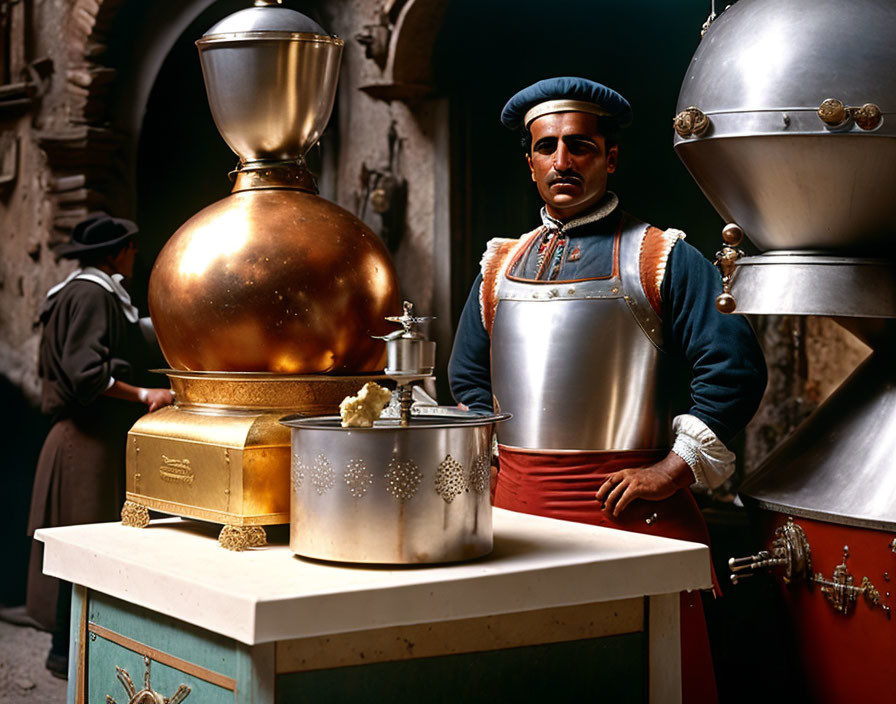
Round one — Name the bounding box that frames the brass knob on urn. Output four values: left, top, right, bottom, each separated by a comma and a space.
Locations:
673, 106, 711, 138
818, 98, 849, 127
715, 293, 737, 314
713, 222, 744, 314
853, 103, 883, 131
818, 98, 883, 131
721, 223, 744, 246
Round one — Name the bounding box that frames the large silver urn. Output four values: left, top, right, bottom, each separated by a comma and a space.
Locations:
675, 0, 896, 317
675, 2, 896, 701
675, 0, 896, 529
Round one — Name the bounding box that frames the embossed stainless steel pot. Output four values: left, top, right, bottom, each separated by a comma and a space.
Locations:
281, 413, 508, 564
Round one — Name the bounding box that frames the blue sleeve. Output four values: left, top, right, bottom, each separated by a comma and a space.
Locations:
447, 274, 494, 413
663, 241, 767, 445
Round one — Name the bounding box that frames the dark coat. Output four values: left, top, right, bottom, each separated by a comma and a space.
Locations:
26, 278, 151, 629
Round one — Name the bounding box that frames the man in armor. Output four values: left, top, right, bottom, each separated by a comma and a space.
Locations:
448, 77, 767, 702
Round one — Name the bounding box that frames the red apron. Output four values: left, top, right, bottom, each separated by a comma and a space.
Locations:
495, 445, 719, 704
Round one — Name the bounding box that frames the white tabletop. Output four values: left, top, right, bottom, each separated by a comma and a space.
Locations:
36, 509, 711, 645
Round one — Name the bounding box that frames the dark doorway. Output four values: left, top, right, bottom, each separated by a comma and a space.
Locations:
433, 0, 729, 328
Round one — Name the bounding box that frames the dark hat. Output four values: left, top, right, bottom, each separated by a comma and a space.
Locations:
54, 213, 138, 260
501, 77, 633, 131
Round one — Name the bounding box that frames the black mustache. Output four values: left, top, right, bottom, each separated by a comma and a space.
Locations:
548, 171, 583, 185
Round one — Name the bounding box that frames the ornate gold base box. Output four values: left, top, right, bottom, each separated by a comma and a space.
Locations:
123, 371, 384, 550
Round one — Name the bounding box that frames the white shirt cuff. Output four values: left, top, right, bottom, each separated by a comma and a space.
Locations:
671, 414, 735, 490
106, 377, 116, 390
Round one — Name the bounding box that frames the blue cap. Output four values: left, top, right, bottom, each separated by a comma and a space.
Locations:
501, 77, 632, 131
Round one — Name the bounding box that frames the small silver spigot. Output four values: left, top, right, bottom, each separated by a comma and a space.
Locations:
376, 301, 436, 426
728, 517, 811, 585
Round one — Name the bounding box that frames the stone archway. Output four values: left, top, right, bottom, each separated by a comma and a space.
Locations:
38, 0, 232, 235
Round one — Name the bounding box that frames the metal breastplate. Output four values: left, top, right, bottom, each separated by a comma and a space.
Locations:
490, 216, 672, 451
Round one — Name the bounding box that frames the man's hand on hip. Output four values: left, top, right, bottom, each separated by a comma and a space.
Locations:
595, 451, 694, 517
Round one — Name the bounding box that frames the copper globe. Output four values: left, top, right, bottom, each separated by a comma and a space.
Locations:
148, 188, 401, 373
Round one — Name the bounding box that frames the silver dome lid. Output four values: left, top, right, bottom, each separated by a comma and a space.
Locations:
677, 0, 896, 118
203, 1, 328, 37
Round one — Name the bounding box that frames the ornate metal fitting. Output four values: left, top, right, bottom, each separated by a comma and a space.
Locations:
673, 106, 711, 138
468, 454, 491, 494
699, 2, 731, 38
354, 11, 391, 69
812, 547, 889, 618
818, 98, 849, 127
818, 98, 883, 131
359, 121, 407, 251
721, 223, 744, 246
230, 160, 318, 194
121, 501, 150, 529
434, 454, 466, 503
713, 223, 744, 314
729, 517, 812, 585
107, 656, 191, 704
218, 525, 266, 551
385, 300, 432, 337
854, 102, 883, 131
700, 12, 716, 37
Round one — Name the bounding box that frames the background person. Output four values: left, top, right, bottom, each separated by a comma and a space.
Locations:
26, 213, 173, 677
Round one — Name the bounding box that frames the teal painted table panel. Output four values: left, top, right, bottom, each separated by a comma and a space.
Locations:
69, 587, 272, 704
68, 587, 646, 704
276, 632, 646, 703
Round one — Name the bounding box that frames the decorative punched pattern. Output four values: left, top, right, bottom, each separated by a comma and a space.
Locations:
384, 459, 423, 501
435, 454, 466, 503
344, 459, 374, 498
310, 454, 335, 495
291, 453, 306, 489
469, 454, 491, 494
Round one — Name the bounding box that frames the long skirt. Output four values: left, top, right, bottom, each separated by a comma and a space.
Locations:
494, 445, 719, 704
26, 413, 128, 629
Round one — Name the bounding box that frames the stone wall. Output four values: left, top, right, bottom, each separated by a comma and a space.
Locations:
0, 0, 80, 402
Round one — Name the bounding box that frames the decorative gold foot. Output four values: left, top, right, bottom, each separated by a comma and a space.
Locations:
121, 501, 150, 528
218, 525, 266, 551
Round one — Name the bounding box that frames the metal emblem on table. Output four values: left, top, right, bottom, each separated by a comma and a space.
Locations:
107, 655, 190, 704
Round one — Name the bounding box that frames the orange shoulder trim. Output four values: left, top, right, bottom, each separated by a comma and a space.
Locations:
639, 227, 685, 316
479, 229, 542, 336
